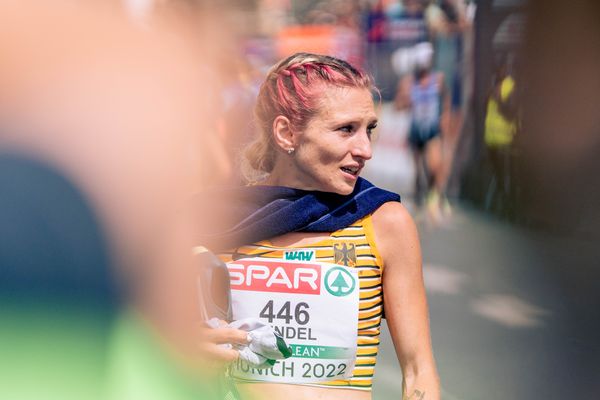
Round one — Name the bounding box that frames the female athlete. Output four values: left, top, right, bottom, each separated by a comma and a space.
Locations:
201, 52, 440, 400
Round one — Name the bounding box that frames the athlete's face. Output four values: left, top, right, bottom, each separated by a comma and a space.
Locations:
290, 86, 377, 195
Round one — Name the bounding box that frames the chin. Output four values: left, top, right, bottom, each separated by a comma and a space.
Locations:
331, 183, 356, 195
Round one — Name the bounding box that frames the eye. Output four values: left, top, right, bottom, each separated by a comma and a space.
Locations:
337, 125, 354, 134
367, 123, 378, 138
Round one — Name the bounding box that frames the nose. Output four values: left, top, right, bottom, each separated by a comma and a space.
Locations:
351, 130, 373, 160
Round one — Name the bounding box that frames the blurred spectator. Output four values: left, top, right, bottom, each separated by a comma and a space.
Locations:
388, 0, 431, 75
427, 0, 472, 205
369, 0, 433, 100
387, 0, 430, 46
366, 0, 388, 43
484, 57, 517, 217
219, 55, 264, 185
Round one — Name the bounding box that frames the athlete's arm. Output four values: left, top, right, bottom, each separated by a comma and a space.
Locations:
372, 202, 440, 400
437, 72, 450, 116
394, 75, 413, 111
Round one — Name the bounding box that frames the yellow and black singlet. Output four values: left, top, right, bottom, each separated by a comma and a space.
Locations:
219, 214, 384, 390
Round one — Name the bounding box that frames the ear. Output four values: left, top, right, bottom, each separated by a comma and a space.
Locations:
272, 115, 296, 152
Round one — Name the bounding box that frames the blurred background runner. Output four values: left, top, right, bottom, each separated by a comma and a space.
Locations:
2, 0, 599, 399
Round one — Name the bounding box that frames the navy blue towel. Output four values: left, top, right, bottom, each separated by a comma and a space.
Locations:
197, 177, 400, 250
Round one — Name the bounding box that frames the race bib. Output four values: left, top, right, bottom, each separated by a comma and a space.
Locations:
227, 253, 359, 383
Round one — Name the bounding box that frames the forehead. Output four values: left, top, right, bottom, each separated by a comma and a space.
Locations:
314, 85, 377, 122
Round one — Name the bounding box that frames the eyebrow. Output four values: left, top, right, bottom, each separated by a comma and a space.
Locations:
332, 119, 378, 128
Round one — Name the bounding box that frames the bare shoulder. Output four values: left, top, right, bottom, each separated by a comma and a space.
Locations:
371, 202, 420, 263
371, 201, 417, 236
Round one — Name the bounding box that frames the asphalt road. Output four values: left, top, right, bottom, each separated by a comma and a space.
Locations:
370, 207, 570, 399
365, 104, 600, 399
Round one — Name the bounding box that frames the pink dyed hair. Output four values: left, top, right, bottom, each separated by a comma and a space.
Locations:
245, 52, 375, 178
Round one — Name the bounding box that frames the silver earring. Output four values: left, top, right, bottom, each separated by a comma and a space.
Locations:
287, 147, 295, 155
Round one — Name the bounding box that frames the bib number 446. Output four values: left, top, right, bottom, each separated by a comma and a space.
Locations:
259, 300, 310, 325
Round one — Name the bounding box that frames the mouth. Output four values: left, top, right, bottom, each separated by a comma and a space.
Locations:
340, 165, 361, 177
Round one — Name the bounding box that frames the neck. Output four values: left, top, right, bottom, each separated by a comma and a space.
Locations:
264, 158, 311, 190
264, 170, 303, 190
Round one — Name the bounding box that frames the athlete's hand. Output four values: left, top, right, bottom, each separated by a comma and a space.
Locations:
198, 319, 250, 367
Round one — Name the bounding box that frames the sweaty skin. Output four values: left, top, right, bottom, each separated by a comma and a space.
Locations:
238, 84, 439, 400
266, 86, 377, 195
234, 201, 440, 400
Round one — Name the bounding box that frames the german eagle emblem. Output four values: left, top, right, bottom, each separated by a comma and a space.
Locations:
334, 242, 356, 267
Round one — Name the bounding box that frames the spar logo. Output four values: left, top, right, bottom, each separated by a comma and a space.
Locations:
324, 267, 356, 297
227, 259, 321, 294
